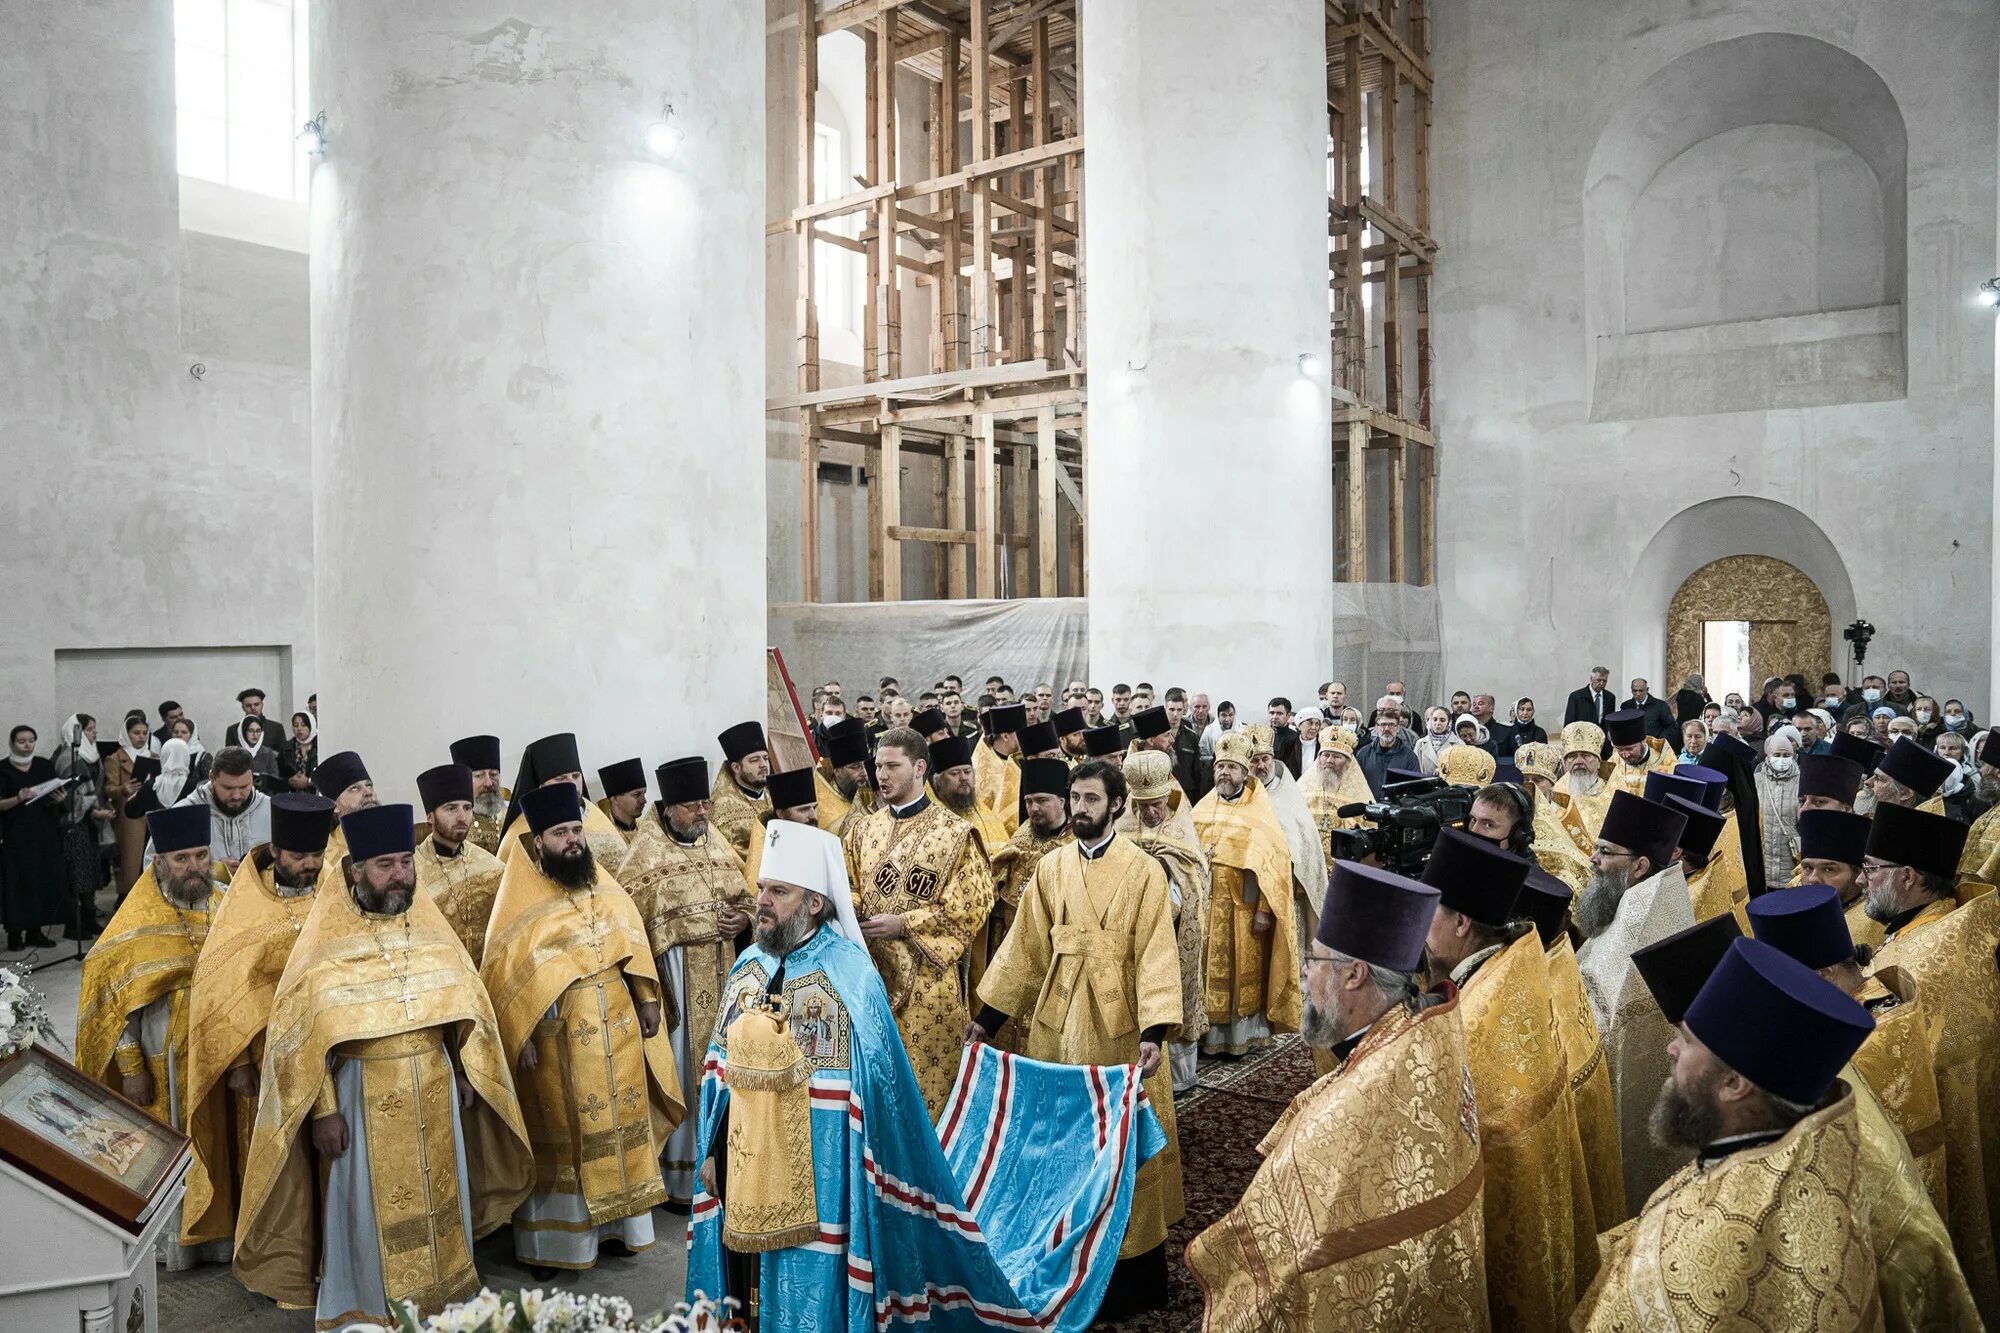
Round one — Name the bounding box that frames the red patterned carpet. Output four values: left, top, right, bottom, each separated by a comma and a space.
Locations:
1093, 1037, 1318, 1331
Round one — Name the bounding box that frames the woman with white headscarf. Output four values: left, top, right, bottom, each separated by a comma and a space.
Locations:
124, 737, 198, 821
236, 714, 283, 794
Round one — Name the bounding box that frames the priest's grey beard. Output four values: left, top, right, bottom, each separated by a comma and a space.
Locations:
755, 904, 816, 956
545, 844, 597, 891
938, 786, 977, 815
158, 863, 211, 910
1576, 862, 1635, 939
1563, 771, 1603, 799
1300, 995, 1343, 1051
1863, 875, 1901, 924
1649, 1072, 1721, 1150
1852, 785, 1877, 817
473, 792, 506, 821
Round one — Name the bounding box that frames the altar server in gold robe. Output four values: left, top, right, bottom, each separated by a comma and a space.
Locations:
844, 726, 996, 1117
1189, 861, 1488, 1331
482, 782, 683, 1270
972, 702, 1027, 834
927, 733, 1010, 852
449, 733, 508, 855
1601, 708, 1676, 798
1862, 801, 2000, 1319
495, 732, 627, 869
1421, 828, 1594, 1328
1958, 730, 2000, 880
1121, 750, 1212, 1095
1574, 791, 1695, 1213
76, 804, 228, 1268
1574, 938, 1878, 1331
973, 756, 1073, 1045
183, 792, 333, 1253
234, 803, 533, 1326
1245, 725, 1329, 1017
412, 763, 506, 965
814, 718, 876, 836
1746, 883, 1978, 1330
738, 765, 824, 890
1797, 806, 1884, 952
1515, 743, 1594, 892
615, 756, 750, 1205
596, 757, 650, 847
1193, 730, 1299, 1055
973, 758, 1184, 1320
710, 722, 772, 859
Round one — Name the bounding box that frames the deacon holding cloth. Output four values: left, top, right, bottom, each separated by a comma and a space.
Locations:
614, 756, 753, 1204
76, 804, 229, 1268
738, 765, 824, 890
845, 727, 997, 1117
1420, 829, 1593, 1330
1192, 730, 1299, 1056
482, 782, 683, 1269
182, 792, 334, 1253
596, 757, 651, 845
814, 718, 876, 836
711, 722, 773, 858
495, 732, 629, 869
1573, 791, 1696, 1213
1862, 801, 2000, 1318
1189, 862, 1489, 1331
414, 762, 506, 964
234, 803, 533, 1326
1118, 750, 1212, 1095
971, 758, 1185, 1319
449, 733, 508, 855
973, 755, 1074, 1043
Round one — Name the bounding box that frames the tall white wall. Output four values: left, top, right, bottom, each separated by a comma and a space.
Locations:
310, 1, 766, 801
1432, 1, 1996, 712
1, 2, 313, 738
1081, 0, 1334, 705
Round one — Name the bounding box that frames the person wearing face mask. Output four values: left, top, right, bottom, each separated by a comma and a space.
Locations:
1754, 732, 1802, 888
1841, 675, 1891, 726
1932, 731, 1985, 826
1909, 695, 1943, 744
1941, 699, 1977, 736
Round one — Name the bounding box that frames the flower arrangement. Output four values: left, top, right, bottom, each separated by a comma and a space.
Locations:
0, 964, 64, 1060
340, 1289, 742, 1333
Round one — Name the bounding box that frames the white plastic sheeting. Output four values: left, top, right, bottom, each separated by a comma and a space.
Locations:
769, 584, 1442, 708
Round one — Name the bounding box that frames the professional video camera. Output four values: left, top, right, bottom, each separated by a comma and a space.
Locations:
1327, 774, 1474, 875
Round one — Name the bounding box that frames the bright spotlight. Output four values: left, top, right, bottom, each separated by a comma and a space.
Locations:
1979, 278, 2000, 308
646, 103, 684, 160
1297, 351, 1321, 377
297, 110, 327, 157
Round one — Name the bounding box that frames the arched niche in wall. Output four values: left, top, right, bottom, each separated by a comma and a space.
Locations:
1583, 33, 1908, 421
1666, 555, 1832, 695
1622, 496, 1856, 689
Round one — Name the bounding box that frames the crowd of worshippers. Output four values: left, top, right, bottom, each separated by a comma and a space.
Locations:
21, 657, 2000, 1331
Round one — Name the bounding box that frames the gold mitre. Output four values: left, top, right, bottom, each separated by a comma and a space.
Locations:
1561, 721, 1605, 758
1323, 727, 1357, 754
1513, 741, 1559, 782
1215, 731, 1256, 769
1124, 750, 1174, 801
1439, 745, 1496, 788
1242, 723, 1275, 756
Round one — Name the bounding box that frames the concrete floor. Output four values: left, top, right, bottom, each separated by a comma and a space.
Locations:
5, 910, 693, 1330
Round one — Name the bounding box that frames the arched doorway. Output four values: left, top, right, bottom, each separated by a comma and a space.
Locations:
1666, 556, 1831, 702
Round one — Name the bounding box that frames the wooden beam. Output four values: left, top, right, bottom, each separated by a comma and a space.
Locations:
1335, 404, 1434, 446
1035, 405, 1058, 594
767, 358, 1054, 412
974, 413, 998, 595
1416, 441, 1436, 586
1341, 419, 1368, 580
800, 410, 820, 602
1386, 438, 1407, 582
1010, 441, 1031, 594
946, 435, 968, 596
887, 524, 977, 545
969, 0, 996, 367
874, 11, 902, 380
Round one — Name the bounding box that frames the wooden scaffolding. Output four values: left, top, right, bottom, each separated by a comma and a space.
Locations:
770, 0, 1085, 604
1328, 0, 1437, 583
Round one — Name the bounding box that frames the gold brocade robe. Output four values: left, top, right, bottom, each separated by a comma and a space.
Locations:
1851, 967, 1949, 1219
973, 823, 1072, 1049
1681, 856, 1737, 926
977, 835, 1184, 1257
1960, 802, 2000, 883
1547, 934, 1625, 1233
1302, 768, 1373, 868
615, 812, 751, 1102
1603, 741, 1676, 800
709, 768, 771, 861
234, 883, 534, 1321
481, 851, 686, 1241
1457, 934, 1596, 1329
1573, 1089, 1879, 1333
467, 805, 506, 857
972, 741, 1021, 836
1532, 794, 1593, 893
183, 848, 314, 1247
414, 833, 504, 966
76, 870, 220, 1130
1868, 887, 2000, 1319
1192, 780, 1300, 1045
1119, 802, 1214, 1053
844, 800, 997, 1117
1187, 995, 1489, 1332
593, 799, 643, 850
813, 765, 874, 837
1848, 891, 1886, 955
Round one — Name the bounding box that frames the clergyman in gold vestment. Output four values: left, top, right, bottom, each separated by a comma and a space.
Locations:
76, 804, 229, 1270
711, 722, 774, 859
493, 731, 632, 872
972, 757, 1073, 1049
1190, 861, 1487, 1332
448, 733, 509, 856
1575, 937, 1879, 1332
233, 804, 533, 1329
482, 783, 686, 1269
615, 756, 751, 1205
1191, 731, 1299, 1055
413, 763, 506, 965
974, 758, 1183, 1319
844, 727, 997, 1118
1120, 749, 1212, 1096
183, 793, 335, 1253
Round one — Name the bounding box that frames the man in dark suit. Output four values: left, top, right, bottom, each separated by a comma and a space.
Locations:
1563, 667, 1613, 726
1166, 688, 1210, 802
1620, 677, 1679, 740
1266, 697, 1303, 778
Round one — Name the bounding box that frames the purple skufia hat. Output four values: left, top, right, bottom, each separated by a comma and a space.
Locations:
1317, 861, 1441, 974
1747, 883, 1855, 971
1631, 913, 1742, 1026
1684, 938, 1873, 1107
